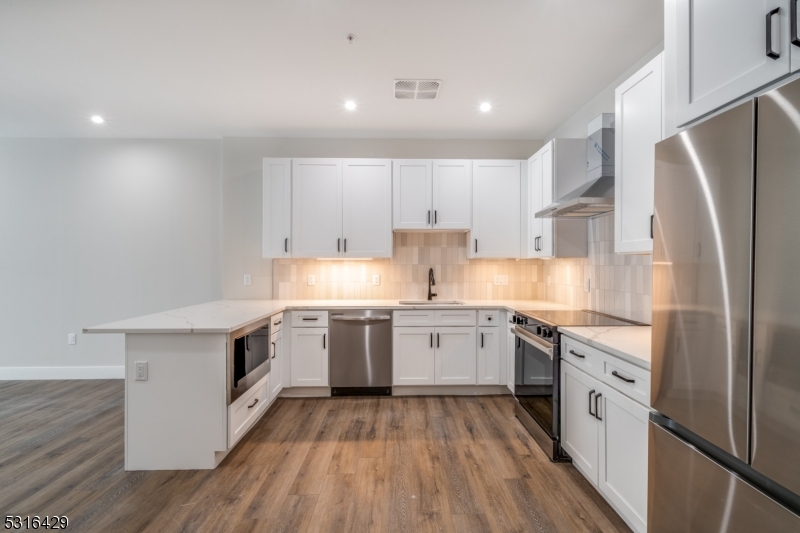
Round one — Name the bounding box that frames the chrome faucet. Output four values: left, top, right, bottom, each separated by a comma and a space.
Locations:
428, 268, 437, 301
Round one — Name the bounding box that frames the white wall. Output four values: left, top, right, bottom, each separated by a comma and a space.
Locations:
545, 43, 664, 141
221, 137, 543, 299
0, 139, 222, 378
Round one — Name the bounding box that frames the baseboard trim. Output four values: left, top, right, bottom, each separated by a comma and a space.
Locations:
392, 385, 512, 396
279, 386, 332, 398
0, 366, 125, 380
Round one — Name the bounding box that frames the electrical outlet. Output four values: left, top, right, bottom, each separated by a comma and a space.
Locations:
67, 333, 76, 345
243, 274, 251, 286
307, 275, 315, 286
372, 274, 380, 286
584, 278, 591, 293
493, 275, 509, 286
134, 361, 148, 381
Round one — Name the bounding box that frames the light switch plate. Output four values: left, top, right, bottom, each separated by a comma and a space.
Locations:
372, 274, 380, 286
307, 275, 315, 286
243, 274, 251, 286
493, 275, 509, 286
584, 278, 591, 293
134, 361, 148, 381
67, 333, 76, 345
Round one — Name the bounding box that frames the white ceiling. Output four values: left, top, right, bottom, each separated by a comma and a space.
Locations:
0, 0, 663, 139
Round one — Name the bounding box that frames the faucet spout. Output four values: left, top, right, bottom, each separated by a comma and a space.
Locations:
427, 268, 437, 301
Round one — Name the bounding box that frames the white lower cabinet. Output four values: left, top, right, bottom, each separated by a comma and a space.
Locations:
228, 372, 270, 448
393, 327, 436, 385
477, 326, 500, 385
269, 329, 283, 401
506, 328, 516, 391
290, 327, 329, 387
560, 337, 651, 533
435, 327, 477, 385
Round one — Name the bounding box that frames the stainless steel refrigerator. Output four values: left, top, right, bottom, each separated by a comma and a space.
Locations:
650, 78, 800, 531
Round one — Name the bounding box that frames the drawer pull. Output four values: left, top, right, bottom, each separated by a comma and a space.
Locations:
275, 319, 282, 325
612, 370, 635, 384
302, 317, 319, 321
569, 349, 585, 359
248, 398, 259, 409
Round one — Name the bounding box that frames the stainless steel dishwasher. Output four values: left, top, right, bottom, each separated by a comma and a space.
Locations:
329, 310, 392, 396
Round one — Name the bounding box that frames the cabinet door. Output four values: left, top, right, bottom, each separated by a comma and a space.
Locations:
290, 328, 329, 387
342, 159, 393, 258
477, 327, 500, 385
539, 144, 555, 258
393, 327, 435, 385
262, 159, 292, 258
292, 159, 342, 258
471, 160, 521, 258
434, 327, 477, 385
561, 362, 600, 484
615, 54, 663, 254
393, 160, 432, 230
598, 384, 650, 533
506, 329, 516, 391
676, 0, 790, 125
432, 160, 472, 230
269, 331, 283, 401
524, 151, 544, 258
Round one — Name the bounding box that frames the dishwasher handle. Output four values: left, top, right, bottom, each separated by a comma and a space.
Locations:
330, 315, 391, 321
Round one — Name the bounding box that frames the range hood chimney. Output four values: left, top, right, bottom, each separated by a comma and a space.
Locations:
536, 113, 615, 219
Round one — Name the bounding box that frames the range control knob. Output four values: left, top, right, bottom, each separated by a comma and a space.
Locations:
536, 326, 542, 336
546, 329, 554, 338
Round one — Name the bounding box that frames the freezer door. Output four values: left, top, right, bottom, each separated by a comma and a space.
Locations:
651, 101, 754, 461
649, 422, 800, 532
752, 80, 800, 497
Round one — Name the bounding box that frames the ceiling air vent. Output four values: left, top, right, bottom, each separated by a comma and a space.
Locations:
394, 80, 441, 100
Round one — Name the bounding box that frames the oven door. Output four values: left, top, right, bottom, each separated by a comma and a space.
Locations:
513, 326, 557, 439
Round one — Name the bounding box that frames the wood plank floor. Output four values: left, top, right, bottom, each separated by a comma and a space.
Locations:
0, 380, 631, 533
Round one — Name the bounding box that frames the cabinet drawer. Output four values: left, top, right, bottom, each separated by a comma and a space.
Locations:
393, 310, 435, 326
291, 310, 328, 328
602, 358, 650, 406
228, 373, 269, 448
435, 309, 476, 326
270, 313, 284, 332
478, 310, 500, 326
562, 337, 603, 375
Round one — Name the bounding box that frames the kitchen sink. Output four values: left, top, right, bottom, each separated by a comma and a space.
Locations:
398, 300, 464, 305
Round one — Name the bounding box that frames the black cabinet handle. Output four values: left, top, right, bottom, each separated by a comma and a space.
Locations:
650, 215, 654, 239
475, 239, 478, 253
595, 393, 603, 420
437, 333, 440, 348
767, 7, 781, 59
285, 237, 288, 253
271, 341, 276, 359
481, 333, 484, 348
589, 389, 596, 417
302, 317, 318, 321
612, 370, 636, 384
344, 238, 347, 253
793, 0, 800, 46
337, 238, 341, 252
434, 210, 438, 225
430, 332, 433, 348
569, 349, 585, 359
428, 210, 431, 225
275, 319, 281, 325
323, 333, 326, 349
248, 398, 259, 409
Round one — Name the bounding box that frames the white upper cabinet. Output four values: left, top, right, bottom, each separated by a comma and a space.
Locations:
615, 53, 664, 255
675, 0, 791, 125
393, 160, 432, 230
522, 140, 587, 259
292, 159, 343, 258
342, 159, 393, 258
432, 160, 472, 230
470, 160, 521, 259
262, 159, 292, 258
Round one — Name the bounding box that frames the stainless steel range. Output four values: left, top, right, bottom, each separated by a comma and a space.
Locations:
510, 309, 643, 461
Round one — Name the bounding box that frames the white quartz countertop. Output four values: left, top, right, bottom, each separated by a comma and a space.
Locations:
84, 299, 576, 334
558, 326, 652, 370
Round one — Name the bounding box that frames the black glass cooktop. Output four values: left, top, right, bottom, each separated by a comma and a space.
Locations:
517, 309, 646, 328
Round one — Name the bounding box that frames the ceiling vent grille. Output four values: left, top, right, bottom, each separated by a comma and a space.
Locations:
394, 79, 441, 100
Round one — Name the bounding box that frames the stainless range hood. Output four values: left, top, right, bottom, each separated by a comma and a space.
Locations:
536, 113, 615, 219
534, 175, 615, 218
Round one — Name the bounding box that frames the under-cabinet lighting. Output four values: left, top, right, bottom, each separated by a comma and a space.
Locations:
317, 258, 373, 261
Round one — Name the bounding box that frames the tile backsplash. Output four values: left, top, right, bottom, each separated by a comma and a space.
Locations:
272, 214, 652, 324
273, 233, 541, 300
537, 213, 652, 324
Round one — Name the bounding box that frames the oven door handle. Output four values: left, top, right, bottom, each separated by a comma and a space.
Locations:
513, 326, 554, 360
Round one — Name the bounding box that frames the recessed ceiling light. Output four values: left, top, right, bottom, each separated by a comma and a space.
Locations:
479, 103, 492, 112
91, 115, 105, 124
345, 101, 357, 111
